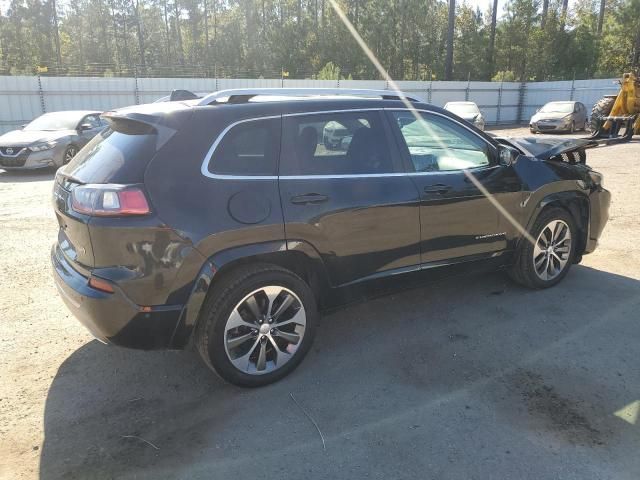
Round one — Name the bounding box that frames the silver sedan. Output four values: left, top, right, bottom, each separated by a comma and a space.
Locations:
529, 101, 588, 134
0, 111, 105, 170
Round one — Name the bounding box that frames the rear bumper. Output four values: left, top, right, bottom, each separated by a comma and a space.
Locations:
51, 244, 183, 349
584, 187, 611, 254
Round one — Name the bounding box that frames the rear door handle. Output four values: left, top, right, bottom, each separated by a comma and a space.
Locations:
423, 184, 451, 195
290, 193, 329, 205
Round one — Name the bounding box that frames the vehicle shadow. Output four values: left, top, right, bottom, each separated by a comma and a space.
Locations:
39, 265, 640, 479
0, 169, 55, 183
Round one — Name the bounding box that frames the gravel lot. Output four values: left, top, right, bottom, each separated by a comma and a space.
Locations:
1, 127, 639, 479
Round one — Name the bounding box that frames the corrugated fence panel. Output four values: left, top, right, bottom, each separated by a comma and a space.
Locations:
0, 76, 623, 134
0, 76, 42, 134
137, 77, 219, 104
41, 77, 136, 113
523, 78, 617, 121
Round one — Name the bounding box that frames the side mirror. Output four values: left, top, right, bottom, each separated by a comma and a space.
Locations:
79, 123, 93, 131
499, 145, 519, 166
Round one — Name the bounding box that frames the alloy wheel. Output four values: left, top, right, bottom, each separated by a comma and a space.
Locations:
64, 146, 77, 164
223, 286, 306, 375
533, 219, 572, 281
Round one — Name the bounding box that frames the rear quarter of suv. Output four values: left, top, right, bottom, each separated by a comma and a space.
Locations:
52, 92, 610, 386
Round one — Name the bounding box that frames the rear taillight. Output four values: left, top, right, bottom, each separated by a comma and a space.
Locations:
71, 184, 151, 216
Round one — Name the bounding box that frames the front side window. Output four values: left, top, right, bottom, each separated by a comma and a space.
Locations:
81, 115, 103, 129
392, 112, 492, 172
281, 111, 394, 176
209, 118, 280, 176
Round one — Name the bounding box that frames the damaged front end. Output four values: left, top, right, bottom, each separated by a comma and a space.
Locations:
493, 136, 607, 164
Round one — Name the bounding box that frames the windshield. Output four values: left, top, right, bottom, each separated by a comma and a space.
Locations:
539, 102, 574, 114
24, 112, 82, 131
446, 103, 480, 115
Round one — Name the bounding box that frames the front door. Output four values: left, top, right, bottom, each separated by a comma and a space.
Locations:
387, 110, 523, 264
279, 109, 422, 287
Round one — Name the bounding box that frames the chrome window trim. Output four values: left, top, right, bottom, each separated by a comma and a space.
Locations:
200, 107, 498, 180
200, 115, 280, 180
385, 107, 497, 150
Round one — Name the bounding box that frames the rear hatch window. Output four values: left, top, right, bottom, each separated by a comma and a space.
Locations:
63, 127, 158, 184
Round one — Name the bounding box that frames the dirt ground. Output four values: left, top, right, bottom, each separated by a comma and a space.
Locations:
0, 127, 639, 479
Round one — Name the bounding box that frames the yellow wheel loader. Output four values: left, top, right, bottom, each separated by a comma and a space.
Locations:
589, 72, 640, 142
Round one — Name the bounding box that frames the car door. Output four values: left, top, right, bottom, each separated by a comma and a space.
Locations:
279, 109, 422, 287
387, 109, 523, 264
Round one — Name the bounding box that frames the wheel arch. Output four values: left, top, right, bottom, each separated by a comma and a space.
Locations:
169, 241, 331, 348
524, 191, 590, 259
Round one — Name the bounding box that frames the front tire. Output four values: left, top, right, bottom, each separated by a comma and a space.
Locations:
195, 264, 318, 387
509, 207, 577, 289
61, 144, 78, 166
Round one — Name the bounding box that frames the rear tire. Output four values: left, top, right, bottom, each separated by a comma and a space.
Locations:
589, 96, 616, 134
508, 207, 577, 289
195, 263, 318, 387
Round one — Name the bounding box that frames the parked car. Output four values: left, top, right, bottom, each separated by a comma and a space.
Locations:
0, 111, 105, 170
530, 101, 587, 133
443, 101, 485, 131
51, 89, 610, 387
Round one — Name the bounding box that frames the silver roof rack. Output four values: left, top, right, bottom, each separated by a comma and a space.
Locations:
197, 88, 420, 106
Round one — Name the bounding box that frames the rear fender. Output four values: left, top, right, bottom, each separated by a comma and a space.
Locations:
169, 240, 331, 348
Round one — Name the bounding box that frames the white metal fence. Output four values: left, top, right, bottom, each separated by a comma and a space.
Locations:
0, 76, 619, 134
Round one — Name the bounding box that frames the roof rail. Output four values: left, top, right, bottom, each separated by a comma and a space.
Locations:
197, 88, 420, 106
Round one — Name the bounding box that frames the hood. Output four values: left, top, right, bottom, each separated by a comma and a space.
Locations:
497, 136, 597, 161
531, 111, 571, 121
0, 129, 74, 147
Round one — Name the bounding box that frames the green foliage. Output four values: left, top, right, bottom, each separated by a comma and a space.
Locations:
492, 70, 517, 81
316, 62, 342, 80
0, 0, 636, 80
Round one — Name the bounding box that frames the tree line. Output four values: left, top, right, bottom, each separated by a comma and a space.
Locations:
0, 0, 638, 81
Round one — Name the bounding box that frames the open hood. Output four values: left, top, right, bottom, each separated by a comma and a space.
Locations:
493, 136, 602, 163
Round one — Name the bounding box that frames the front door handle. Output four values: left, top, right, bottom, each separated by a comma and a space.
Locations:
290, 193, 329, 205
423, 184, 451, 195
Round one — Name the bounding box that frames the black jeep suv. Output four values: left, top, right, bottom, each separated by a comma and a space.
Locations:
51, 89, 610, 386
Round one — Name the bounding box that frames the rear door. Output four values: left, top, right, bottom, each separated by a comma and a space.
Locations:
387, 109, 523, 264
279, 109, 421, 287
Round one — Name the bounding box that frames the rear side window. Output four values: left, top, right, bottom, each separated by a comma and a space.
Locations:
280, 111, 395, 176
64, 128, 158, 183
208, 118, 280, 176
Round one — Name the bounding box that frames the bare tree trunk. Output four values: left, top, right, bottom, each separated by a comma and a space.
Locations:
132, 0, 146, 68
597, 0, 605, 34
204, 0, 209, 53
174, 0, 184, 64
445, 0, 455, 80
541, 0, 549, 28
560, 0, 569, 29
487, 0, 498, 78
50, 0, 62, 65
162, 0, 171, 62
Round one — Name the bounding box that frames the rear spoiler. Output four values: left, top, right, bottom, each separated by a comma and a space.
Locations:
101, 103, 193, 149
